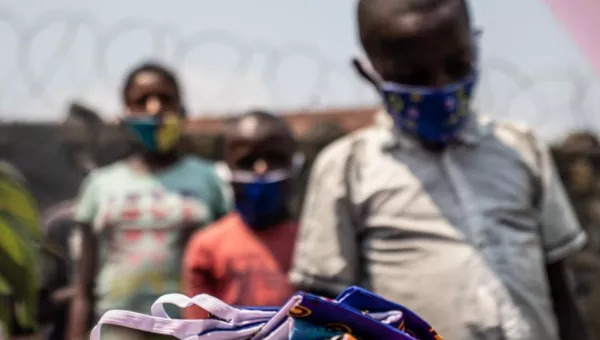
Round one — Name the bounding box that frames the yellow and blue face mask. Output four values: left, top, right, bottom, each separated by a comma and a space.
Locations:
122, 115, 182, 153
380, 72, 478, 144
355, 35, 480, 144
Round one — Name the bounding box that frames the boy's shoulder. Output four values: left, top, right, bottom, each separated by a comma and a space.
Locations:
85, 160, 130, 183
181, 156, 218, 173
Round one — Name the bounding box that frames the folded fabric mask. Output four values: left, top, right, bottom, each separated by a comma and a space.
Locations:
336, 286, 443, 340
90, 293, 300, 340
287, 290, 415, 340
90, 286, 443, 340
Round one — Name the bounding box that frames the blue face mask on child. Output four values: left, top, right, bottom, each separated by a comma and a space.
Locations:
231, 169, 291, 231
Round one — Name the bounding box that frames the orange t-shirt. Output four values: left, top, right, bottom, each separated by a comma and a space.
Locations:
182, 213, 298, 319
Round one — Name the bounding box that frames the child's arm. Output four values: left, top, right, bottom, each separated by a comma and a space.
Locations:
182, 232, 214, 319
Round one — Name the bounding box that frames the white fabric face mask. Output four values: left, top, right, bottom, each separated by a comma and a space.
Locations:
90, 291, 407, 340
90, 293, 303, 340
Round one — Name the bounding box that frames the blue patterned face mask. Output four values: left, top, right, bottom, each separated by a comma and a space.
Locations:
380, 72, 478, 143
353, 33, 480, 144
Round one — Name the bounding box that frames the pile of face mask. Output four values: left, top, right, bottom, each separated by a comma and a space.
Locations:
90, 286, 443, 340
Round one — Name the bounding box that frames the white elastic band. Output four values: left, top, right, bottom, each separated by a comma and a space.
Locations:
229, 169, 291, 184
248, 295, 302, 339
151, 293, 276, 324
90, 309, 265, 340
260, 318, 294, 340
292, 152, 305, 170
370, 311, 404, 325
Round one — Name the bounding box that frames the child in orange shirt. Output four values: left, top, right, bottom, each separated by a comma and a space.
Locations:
183, 110, 300, 318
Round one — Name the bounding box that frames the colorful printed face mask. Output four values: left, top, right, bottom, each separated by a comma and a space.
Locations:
231, 169, 291, 231
335, 286, 443, 340
90, 288, 421, 339
90, 293, 303, 340
122, 114, 182, 153
380, 72, 478, 143
353, 36, 480, 144
288, 292, 410, 340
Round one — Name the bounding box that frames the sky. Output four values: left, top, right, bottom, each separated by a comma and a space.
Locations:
0, 0, 598, 140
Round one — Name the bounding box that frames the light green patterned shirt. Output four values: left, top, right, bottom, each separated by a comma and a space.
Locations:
74, 156, 229, 317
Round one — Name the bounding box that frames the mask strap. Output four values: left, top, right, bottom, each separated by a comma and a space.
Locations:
89, 309, 264, 340
226, 153, 305, 184
151, 293, 276, 323
240, 295, 303, 339
230, 169, 291, 183
352, 58, 383, 88
292, 152, 306, 173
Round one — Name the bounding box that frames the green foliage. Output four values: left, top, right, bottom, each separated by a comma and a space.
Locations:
0, 164, 41, 335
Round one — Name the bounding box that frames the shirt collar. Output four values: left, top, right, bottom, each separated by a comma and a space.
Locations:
377, 109, 493, 151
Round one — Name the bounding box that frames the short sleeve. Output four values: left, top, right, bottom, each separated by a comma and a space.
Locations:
533, 134, 587, 263
73, 172, 99, 225
289, 138, 361, 295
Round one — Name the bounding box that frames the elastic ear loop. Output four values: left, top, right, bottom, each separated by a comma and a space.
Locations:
351, 57, 383, 88
292, 152, 306, 176
229, 169, 291, 184
248, 295, 303, 339
89, 310, 263, 340
151, 293, 275, 324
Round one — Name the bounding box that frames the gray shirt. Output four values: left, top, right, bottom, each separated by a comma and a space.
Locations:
290, 112, 586, 340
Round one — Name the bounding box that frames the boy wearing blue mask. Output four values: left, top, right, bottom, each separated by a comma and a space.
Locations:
183, 110, 300, 318
290, 1, 589, 339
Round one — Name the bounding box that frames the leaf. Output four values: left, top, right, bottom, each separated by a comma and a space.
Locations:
0, 296, 11, 337
0, 176, 40, 239
0, 244, 36, 311
0, 275, 10, 295
0, 221, 27, 266
0, 217, 39, 332
14, 301, 35, 330
0, 165, 40, 333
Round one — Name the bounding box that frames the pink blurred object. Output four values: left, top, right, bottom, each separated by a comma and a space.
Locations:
543, 0, 600, 76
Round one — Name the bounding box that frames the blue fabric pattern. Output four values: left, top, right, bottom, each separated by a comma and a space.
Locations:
381, 72, 478, 143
